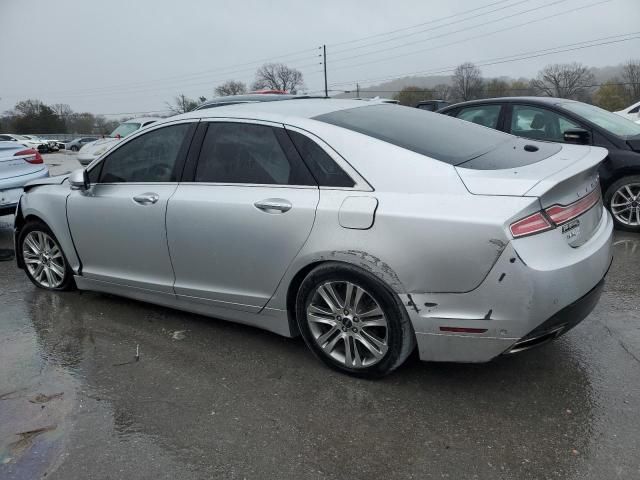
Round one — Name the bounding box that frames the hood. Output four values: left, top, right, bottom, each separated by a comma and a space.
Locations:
79, 138, 119, 155
23, 173, 69, 191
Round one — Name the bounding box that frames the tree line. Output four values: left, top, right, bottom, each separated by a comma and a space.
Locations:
166, 62, 305, 114
394, 60, 640, 111
0, 99, 121, 135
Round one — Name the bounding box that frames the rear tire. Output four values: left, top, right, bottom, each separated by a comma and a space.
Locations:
295, 262, 415, 378
71, 145, 79, 152
18, 220, 75, 291
604, 175, 640, 232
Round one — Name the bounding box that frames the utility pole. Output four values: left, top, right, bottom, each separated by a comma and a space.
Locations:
356, 83, 360, 98
323, 45, 328, 98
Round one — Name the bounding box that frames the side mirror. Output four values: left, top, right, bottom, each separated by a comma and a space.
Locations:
563, 128, 590, 145
69, 168, 89, 190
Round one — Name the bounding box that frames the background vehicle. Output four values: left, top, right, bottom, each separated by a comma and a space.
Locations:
0, 134, 48, 153
0, 141, 48, 216
440, 97, 640, 232
615, 100, 640, 123
77, 118, 161, 165
416, 99, 450, 111
65, 137, 98, 151
22, 135, 57, 152
14, 100, 612, 377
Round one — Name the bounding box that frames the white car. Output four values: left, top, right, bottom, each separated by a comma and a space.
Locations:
0, 141, 49, 216
614, 100, 640, 123
77, 117, 161, 165
0, 134, 48, 152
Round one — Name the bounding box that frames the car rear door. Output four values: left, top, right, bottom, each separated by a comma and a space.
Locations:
67, 121, 196, 292
452, 103, 506, 130
166, 120, 319, 313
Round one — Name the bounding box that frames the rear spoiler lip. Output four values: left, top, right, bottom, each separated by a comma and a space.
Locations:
522, 146, 608, 198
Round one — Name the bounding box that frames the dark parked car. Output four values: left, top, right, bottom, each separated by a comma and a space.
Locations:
439, 97, 640, 232
416, 99, 450, 111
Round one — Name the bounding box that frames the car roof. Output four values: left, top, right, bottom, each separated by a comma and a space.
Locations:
194, 94, 321, 110
172, 98, 378, 123
443, 97, 579, 110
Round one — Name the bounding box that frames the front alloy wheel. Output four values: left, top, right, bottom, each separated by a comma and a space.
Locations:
19, 221, 75, 291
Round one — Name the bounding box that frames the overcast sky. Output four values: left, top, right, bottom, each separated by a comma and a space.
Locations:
1, 0, 639, 117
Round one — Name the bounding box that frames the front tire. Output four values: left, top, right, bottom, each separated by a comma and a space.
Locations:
18, 220, 75, 291
604, 175, 640, 232
295, 262, 415, 378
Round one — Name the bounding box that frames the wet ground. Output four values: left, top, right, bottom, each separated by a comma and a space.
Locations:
0, 153, 639, 479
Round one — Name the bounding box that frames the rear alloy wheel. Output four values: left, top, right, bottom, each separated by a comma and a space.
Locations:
296, 263, 415, 377
19, 221, 75, 291
605, 176, 640, 232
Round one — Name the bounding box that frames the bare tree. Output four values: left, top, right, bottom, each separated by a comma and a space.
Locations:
215, 80, 247, 97
252, 63, 304, 93
452, 63, 484, 101
432, 83, 452, 101
530, 63, 594, 99
622, 59, 640, 102
51, 103, 73, 118
165, 94, 199, 115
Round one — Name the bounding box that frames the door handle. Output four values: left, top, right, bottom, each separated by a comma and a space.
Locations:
133, 193, 159, 205
254, 198, 292, 213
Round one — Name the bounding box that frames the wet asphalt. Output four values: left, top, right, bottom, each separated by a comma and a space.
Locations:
0, 153, 639, 480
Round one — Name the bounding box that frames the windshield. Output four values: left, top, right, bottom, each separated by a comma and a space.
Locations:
561, 102, 640, 138
110, 122, 141, 138
314, 104, 512, 165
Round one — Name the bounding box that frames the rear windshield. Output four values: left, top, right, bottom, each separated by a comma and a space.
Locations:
314, 104, 514, 165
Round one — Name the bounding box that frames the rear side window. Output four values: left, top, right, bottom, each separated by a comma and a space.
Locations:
195, 123, 315, 185
286, 130, 354, 187
314, 104, 511, 165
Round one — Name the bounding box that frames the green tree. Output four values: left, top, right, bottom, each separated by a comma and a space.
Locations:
393, 86, 431, 106
593, 80, 628, 111
485, 79, 509, 97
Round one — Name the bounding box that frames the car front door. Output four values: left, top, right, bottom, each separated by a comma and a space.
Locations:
507, 104, 586, 143
67, 121, 195, 292
166, 121, 319, 313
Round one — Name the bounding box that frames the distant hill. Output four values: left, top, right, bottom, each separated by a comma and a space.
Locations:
332, 63, 629, 99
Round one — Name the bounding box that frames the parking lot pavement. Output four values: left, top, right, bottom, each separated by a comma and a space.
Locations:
0, 213, 638, 479
40, 151, 83, 176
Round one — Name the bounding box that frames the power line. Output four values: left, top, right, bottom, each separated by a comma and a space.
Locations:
321, 33, 640, 90
328, 0, 576, 65
326, 0, 611, 74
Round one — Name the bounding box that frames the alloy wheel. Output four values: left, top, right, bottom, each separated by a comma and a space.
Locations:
22, 231, 66, 288
306, 281, 389, 369
610, 183, 640, 226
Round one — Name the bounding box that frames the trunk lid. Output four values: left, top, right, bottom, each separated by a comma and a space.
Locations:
455, 144, 607, 247
0, 143, 41, 179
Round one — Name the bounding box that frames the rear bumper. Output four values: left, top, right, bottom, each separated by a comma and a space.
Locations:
0, 167, 49, 216
402, 208, 613, 363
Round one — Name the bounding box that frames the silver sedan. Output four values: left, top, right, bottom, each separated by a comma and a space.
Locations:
13, 100, 613, 376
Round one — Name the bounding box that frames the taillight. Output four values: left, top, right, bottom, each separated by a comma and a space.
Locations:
545, 188, 600, 225
510, 212, 553, 238
510, 188, 601, 238
14, 148, 43, 164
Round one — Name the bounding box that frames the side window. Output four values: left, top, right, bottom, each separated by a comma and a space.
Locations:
456, 105, 502, 129
195, 123, 315, 185
629, 105, 640, 114
287, 130, 354, 187
0, 135, 11, 141
511, 105, 580, 142
99, 124, 190, 183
